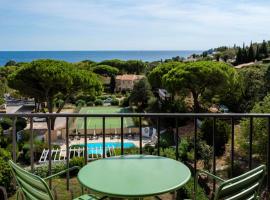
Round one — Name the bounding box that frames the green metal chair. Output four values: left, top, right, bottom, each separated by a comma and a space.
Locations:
197, 165, 266, 200
8, 160, 106, 200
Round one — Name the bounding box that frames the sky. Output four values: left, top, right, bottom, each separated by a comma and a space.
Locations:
1, 0, 270, 51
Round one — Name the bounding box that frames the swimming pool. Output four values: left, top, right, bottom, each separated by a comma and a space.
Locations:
77, 142, 136, 155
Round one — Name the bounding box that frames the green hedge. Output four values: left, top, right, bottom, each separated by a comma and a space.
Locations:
0, 148, 14, 194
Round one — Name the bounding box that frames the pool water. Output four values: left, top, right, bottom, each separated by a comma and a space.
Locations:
78, 142, 136, 155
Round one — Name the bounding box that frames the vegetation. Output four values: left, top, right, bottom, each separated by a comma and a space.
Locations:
8, 59, 102, 129
240, 94, 270, 160
162, 61, 238, 112
200, 119, 230, 156
129, 78, 154, 111
0, 148, 13, 194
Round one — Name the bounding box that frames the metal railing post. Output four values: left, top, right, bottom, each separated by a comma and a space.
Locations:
66, 117, 70, 191
230, 117, 235, 178
157, 117, 160, 156
121, 117, 124, 155
84, 117, 87, 165
30, 117, 34, 172
12, 117, 17, 161
212, 117, 216, 193
48, 118, 52, 189
249, 117, 253, 170
103, 117, 106, 158
139, 117, 142, 154
194, 117, 198, 200
175, 117, 179, 160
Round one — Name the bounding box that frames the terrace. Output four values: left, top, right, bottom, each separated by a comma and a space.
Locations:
1, 112, 270, 199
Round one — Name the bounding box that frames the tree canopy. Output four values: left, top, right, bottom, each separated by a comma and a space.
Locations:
8, 59, 102, 128
129, 78, 154, 111
147, 62, 182, 89
162, 61, 237, 112
98, 59, 146, 74
92, 65, 119, 76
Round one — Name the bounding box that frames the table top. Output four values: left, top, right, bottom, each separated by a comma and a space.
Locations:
77, 155, 191, 198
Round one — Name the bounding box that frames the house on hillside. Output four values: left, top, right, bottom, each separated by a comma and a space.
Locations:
115, 74, 144, 92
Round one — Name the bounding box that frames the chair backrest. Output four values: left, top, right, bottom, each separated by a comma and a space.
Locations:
214, 165, 266, 200
8, 160, 54, 200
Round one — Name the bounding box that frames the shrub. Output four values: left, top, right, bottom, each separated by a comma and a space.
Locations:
111, 99, 119, 106
160, 147, 176, 159
16, 117, 27, 131
200, 119, 230, 156
55, 99, 64, 108
76, 99, 86, 107
159, 130, 175, 148
86, 101, 94, 106
94, 99, 103, 106
178, 138, 193, 161
0, 117, 12, 130
121, 96, 130, 107
176, 177, 208, 200
32, 162, 67, 178
0, 148, 14, 193
69, 157, 84, 175
114, 147, 139, 155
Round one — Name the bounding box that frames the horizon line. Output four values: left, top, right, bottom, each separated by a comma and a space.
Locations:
0, 49, 204, 52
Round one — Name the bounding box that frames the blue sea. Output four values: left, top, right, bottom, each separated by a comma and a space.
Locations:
0, 50, 202, 66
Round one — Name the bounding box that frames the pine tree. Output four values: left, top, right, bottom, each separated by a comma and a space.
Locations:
248, 42, 255, 62
242, 44, 248, 63
255, 45, 260, 61
260, 40, 268, 59
236, 47, 242, 65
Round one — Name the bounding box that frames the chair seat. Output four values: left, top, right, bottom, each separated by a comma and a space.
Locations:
73, 194, 104, 200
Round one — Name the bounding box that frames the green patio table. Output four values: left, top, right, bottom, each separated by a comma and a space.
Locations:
77, 155, 191, 198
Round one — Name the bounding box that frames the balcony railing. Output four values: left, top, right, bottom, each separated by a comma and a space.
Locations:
3, 112, 270, 198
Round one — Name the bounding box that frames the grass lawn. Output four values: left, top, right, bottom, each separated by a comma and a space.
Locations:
74, 106, 135, 129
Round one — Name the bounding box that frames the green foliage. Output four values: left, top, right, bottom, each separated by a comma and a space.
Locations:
98, 59, 146, 74
69, 157, 84, 175
92, 65, 119, 76
111, 98, 119, 106
238, 64, 268, 112
76, 99, 86, 107
94, 99, 103, 106
55, 99, 65, 108
32, 162, 67, 178
114, 147, 139, 155
176, 177, 208, 200
220, 48, 236, 62
159, 147, 176, 159
147, 62, 179, 89
8, 59, 102, 119
240, 94, 270, 160
0, 117, 13, 130
86, 101, 95, 106
4, 60, 17, 67
16, 117, 27, 131
129, 78, 154, 111
121, 96, 130, 107
0, 148, 13, 193
162, 61, 237, 112
159, 130, 175, 148
178, 138, 193, 161
200, 119, 230, 156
